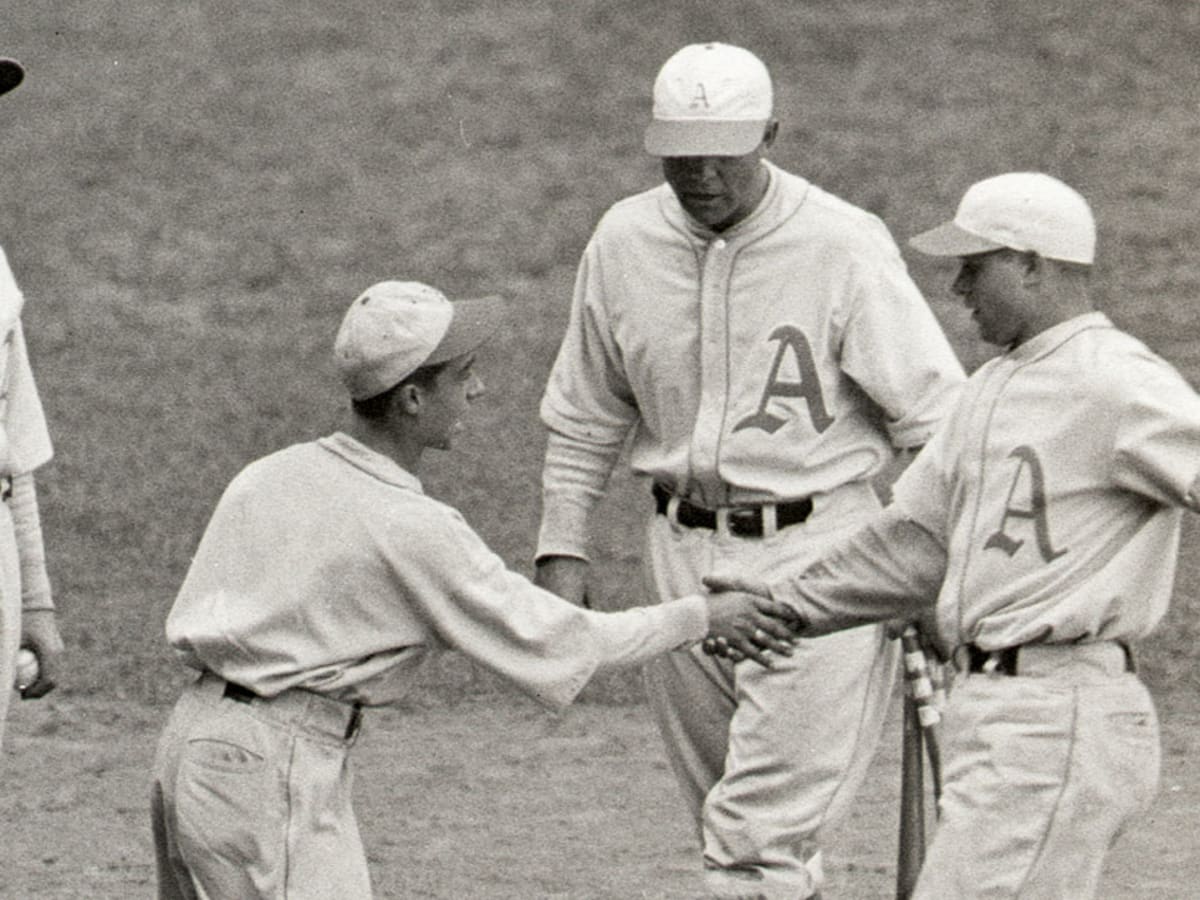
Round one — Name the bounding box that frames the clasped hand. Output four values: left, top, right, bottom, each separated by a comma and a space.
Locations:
701, 574, 805, 667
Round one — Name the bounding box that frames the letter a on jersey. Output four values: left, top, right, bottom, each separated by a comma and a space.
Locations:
984, 445, 1067, 562
733, 326, 833, 435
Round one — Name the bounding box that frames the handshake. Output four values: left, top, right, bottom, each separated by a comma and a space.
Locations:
699, 575, 806, 667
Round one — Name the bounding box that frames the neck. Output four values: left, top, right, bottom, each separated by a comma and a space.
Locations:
344, 415, 424, 472
1014, 282, 1095, 348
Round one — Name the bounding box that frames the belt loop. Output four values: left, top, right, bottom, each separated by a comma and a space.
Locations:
345, 703, 364, 742
1120, 641, 1137, 673
666, 495, 681, 526
761, 504, 778, 538
715, 507, 730, 535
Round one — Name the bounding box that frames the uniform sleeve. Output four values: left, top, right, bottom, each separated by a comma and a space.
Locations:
10, 473, 52, 611
0, 249, 53, 476
536, 430, 622, 561
537, 238, 639, 559
838, 221, 965, 449
1107, 348, 1200, 510
889, 418, 956, 544
767, 506, 946, 635
405, 508, 707, 709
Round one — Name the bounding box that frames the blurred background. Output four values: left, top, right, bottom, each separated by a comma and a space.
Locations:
2, 0, 1198, 706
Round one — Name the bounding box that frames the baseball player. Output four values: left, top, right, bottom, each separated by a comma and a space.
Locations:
534, 42, 965, 899
705, 172, 1194, 897
0, 55, 62, 750
150, 280, 797, 900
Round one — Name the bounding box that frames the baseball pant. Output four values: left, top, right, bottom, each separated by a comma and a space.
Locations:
641, 482, 899, 900
151, 672, 371, 900
914, 642, 1160, 899
0, 501, 21, 751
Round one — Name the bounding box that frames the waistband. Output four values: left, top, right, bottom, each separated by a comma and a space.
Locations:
194, 671, 364, 743
652, 483, 813, 538
960, 641, 1135, 679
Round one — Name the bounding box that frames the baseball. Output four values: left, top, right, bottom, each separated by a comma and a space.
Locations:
15, 647, 38, 689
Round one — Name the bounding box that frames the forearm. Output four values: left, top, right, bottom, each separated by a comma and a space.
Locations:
586, 594, 707, 671
10, 472, 52, 610
772, 508, 944, 634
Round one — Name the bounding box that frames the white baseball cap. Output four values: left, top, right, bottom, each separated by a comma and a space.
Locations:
909, 172, 1095, 264
334, 281, 505, 400
0, 58, 24, 97
644, 42, 773, 157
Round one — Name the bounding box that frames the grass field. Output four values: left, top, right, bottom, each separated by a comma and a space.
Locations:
4, 0, 1198, 704
1, 1, 1199, 895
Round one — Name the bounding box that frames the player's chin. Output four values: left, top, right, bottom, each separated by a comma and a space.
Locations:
438, 421, 467, 450
682, 196, 730, 225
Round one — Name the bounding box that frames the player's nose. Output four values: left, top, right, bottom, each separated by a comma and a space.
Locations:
467, 372, 486, 400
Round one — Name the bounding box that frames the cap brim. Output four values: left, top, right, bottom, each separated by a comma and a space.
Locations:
425, 295, 507, 366
0, 58, 25, 96
908, 221, 1006, 257
644, 119, 768, 157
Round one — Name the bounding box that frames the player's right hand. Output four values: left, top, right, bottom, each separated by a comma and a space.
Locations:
701, 591, 798, 668
534, 555, 592, 609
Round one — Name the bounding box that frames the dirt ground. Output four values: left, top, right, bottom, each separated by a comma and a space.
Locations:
2, 685, 1196, 899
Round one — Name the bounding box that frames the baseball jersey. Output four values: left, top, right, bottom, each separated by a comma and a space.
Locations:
0, 246, 53, 478
165, 432, 709, 709
766, 312, 1200, 651
538, 162, 964, 559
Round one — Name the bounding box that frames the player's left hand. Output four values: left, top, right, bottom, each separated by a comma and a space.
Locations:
700, 576, 802, 668
19, 609, 64, 699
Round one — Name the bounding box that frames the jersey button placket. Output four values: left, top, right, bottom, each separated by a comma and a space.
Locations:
688, 238, 732, 506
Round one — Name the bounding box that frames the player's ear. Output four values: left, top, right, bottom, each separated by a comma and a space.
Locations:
395, 382, 424, 415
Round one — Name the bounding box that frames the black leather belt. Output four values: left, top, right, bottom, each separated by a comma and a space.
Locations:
223, 680, 259, 703
1, 476, 12, 503
966, 644, 1021, 676
652, 483, 813, 538
965, 642, 1135, 676
222, 680, 364, 740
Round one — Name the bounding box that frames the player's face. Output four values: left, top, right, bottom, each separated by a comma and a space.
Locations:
662, 150, 770, 232
421, 352, 485, 450
952, 250, 1033, 349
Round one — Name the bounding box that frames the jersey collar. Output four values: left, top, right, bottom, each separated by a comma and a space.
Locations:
317, 431, 425, 493
1006, 311, 1113, 364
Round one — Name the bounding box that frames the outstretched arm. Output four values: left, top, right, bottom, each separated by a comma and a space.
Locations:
703, 507, 947, 646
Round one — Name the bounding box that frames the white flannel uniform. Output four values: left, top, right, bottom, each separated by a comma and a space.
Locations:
538, 163, 964, 898
0, 246, 53, 750
767, 313, 1199, 897
153, 432, 709, 900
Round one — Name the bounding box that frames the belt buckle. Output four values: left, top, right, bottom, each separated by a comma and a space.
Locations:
344, 703, 364, 741
726, 507, 762, 538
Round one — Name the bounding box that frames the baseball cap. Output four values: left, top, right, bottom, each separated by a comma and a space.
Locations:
909, 172, 1095, 264
0, 58, 25, 97
644, 42, 773, 157
334, 281, 505, 401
